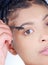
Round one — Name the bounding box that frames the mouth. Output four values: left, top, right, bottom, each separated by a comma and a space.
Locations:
39, 47, 48, 56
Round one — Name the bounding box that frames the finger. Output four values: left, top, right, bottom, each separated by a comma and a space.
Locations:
0, 24, 10, 29
0, 20, 4, 24
0, 20, 11, 30
0, 32, 12, 48
0, 27, 12, 36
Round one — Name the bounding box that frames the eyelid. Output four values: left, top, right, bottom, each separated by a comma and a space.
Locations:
43, 15, 48, 20
23, 27, 34, 32
44, 18, 48, 24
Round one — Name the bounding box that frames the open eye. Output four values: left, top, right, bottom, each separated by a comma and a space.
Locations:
24, 29, 33, 36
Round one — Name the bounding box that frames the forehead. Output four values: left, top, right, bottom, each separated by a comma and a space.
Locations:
8, 4, 48, 26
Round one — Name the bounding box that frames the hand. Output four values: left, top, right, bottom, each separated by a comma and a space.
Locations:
0, 20, 12, 65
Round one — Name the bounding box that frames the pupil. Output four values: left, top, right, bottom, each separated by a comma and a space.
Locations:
26, 30, 30, 34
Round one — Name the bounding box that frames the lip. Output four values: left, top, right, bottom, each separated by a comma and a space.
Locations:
39, 47, 48, 56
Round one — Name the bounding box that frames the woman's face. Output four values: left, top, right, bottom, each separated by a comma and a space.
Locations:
8, 4, 48, 65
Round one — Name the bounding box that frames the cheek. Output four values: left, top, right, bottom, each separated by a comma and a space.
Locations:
13, 32, 44, 63
13, 35, 41, 64
13, 33, 40, 54
12, 29, 42, 54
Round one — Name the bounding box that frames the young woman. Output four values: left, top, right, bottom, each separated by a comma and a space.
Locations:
0, 0, 48, 65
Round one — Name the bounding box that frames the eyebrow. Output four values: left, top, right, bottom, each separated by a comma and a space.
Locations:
10, 14, 48, 30
20, 22, 34, 27
10, 22, 33, 30
43, 14, 48, 20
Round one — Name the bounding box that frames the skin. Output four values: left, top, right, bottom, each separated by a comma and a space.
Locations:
7, 4, 48, 65
0, 20, 12, 65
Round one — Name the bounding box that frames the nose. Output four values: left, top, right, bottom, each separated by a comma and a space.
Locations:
40, 35, 48, 43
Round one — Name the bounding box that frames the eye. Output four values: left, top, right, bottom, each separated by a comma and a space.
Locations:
24, 29, 33, 36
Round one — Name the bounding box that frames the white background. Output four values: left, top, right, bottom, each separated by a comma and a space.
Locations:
5, 0, 48, 65
5, 52, 25, 65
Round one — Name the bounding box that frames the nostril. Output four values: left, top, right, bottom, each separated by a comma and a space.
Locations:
40, 35, 48, 42
42, 39, 45, 42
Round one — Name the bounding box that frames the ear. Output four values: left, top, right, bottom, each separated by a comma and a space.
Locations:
5, 40, 17, 55
0, 20, 17, 55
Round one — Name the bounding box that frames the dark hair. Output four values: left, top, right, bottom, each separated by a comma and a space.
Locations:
0, 0, 48, 24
